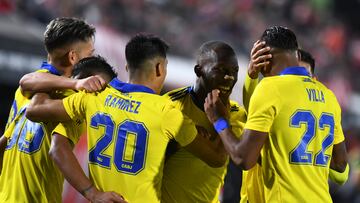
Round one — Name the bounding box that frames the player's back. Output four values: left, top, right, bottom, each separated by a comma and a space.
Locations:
63, 79, 197, 203
0, 66, 64, 203
248, 74, 343, 202
161, 87, 246, 203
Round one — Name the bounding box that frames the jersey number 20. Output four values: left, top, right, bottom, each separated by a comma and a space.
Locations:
289, 110, 334, 166
89, 113, 149, 175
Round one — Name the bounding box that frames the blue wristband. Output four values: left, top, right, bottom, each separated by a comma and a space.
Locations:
214, 118, 230, 134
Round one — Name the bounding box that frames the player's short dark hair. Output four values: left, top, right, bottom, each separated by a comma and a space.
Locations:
125, 33, 169, 70
298, 49, 315, 74
260, 26, 298, 51
197, 41, 236, 65
72, 55, 117, 79
44, 17, 95, 53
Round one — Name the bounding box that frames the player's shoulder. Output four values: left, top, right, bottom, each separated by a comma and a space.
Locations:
229, 100, 247, 122
229, 100, 243, 112
164, 86, 191, 101
253, 76, 281, 95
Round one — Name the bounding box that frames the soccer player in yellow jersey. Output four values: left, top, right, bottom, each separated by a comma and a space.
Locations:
25, 34, 227, 203
49, 56, 128, 202
205, 26, 348, 203
0, 17, 100, 203
162, 41, 247, 203
240, 46, 348, 203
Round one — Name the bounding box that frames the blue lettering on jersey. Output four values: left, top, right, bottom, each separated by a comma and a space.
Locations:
306, 88, 325, 103
104, 95, 141, 114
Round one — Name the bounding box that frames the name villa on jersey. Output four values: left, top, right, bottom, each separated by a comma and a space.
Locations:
104, 95, 141, 113
306, 88, 325, 103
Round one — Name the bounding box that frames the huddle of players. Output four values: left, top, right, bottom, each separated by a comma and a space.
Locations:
0, 17, 348, 203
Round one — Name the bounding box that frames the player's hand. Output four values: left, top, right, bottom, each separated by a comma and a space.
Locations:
204, 89, 228, 124
85, 187, 128, 203
75, 75, 106, 92
248, 40, 272, 79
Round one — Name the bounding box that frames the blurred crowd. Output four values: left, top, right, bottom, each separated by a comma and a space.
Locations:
1, 0, 360, 202
2, 0, 359, 108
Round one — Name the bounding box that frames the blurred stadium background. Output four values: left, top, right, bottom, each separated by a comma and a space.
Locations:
0, 0, 359, 202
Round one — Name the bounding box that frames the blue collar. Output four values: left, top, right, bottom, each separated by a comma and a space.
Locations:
279, 66, 310, 77
109, 78, 155, 94
40, 62, 61, 76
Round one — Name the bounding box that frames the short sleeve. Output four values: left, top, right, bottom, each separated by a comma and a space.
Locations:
62, 91, 87, 120
52, 121, 86, 145
243, 73, 259, 111
162, 106, 197, 147
245, 79, 281, 133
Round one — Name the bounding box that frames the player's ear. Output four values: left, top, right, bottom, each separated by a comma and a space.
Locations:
296, 49, 300, 61
68, 49, 79, 66
125, 64, 129, 73
194, 64, 202, 77
155, 63, 161, 77
155, 58, 167, 77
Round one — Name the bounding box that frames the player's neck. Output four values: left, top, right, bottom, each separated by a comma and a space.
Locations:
192, 83, 207, 104
46, 60, 72, 77
268, 57, 299, 76
128, 78, 159, 94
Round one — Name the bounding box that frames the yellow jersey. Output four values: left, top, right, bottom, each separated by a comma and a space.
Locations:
0, 62, 64, 203
245, 67, 344, 203
52, 101, 86, 146
161, 87, 246, 203
62, 79, 198, 203
240, 163, 264, 203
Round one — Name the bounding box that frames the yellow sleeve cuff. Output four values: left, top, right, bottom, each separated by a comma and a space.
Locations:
329, 164, 349, 185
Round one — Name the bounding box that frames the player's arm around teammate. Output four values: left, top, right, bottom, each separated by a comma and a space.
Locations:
26, 57, 127, 203
0, 62, 104, 176
20, 71, 106, 98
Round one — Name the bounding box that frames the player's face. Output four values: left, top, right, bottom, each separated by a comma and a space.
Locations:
202, 53, 238, 103
73, 38, 95, 62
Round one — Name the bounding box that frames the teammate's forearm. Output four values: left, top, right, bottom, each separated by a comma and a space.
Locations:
218, 128, 267, 170
49, 134, 94, 199
217, 128, 246, 167
20, 72, 76, 96
26, 95, 70, 122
